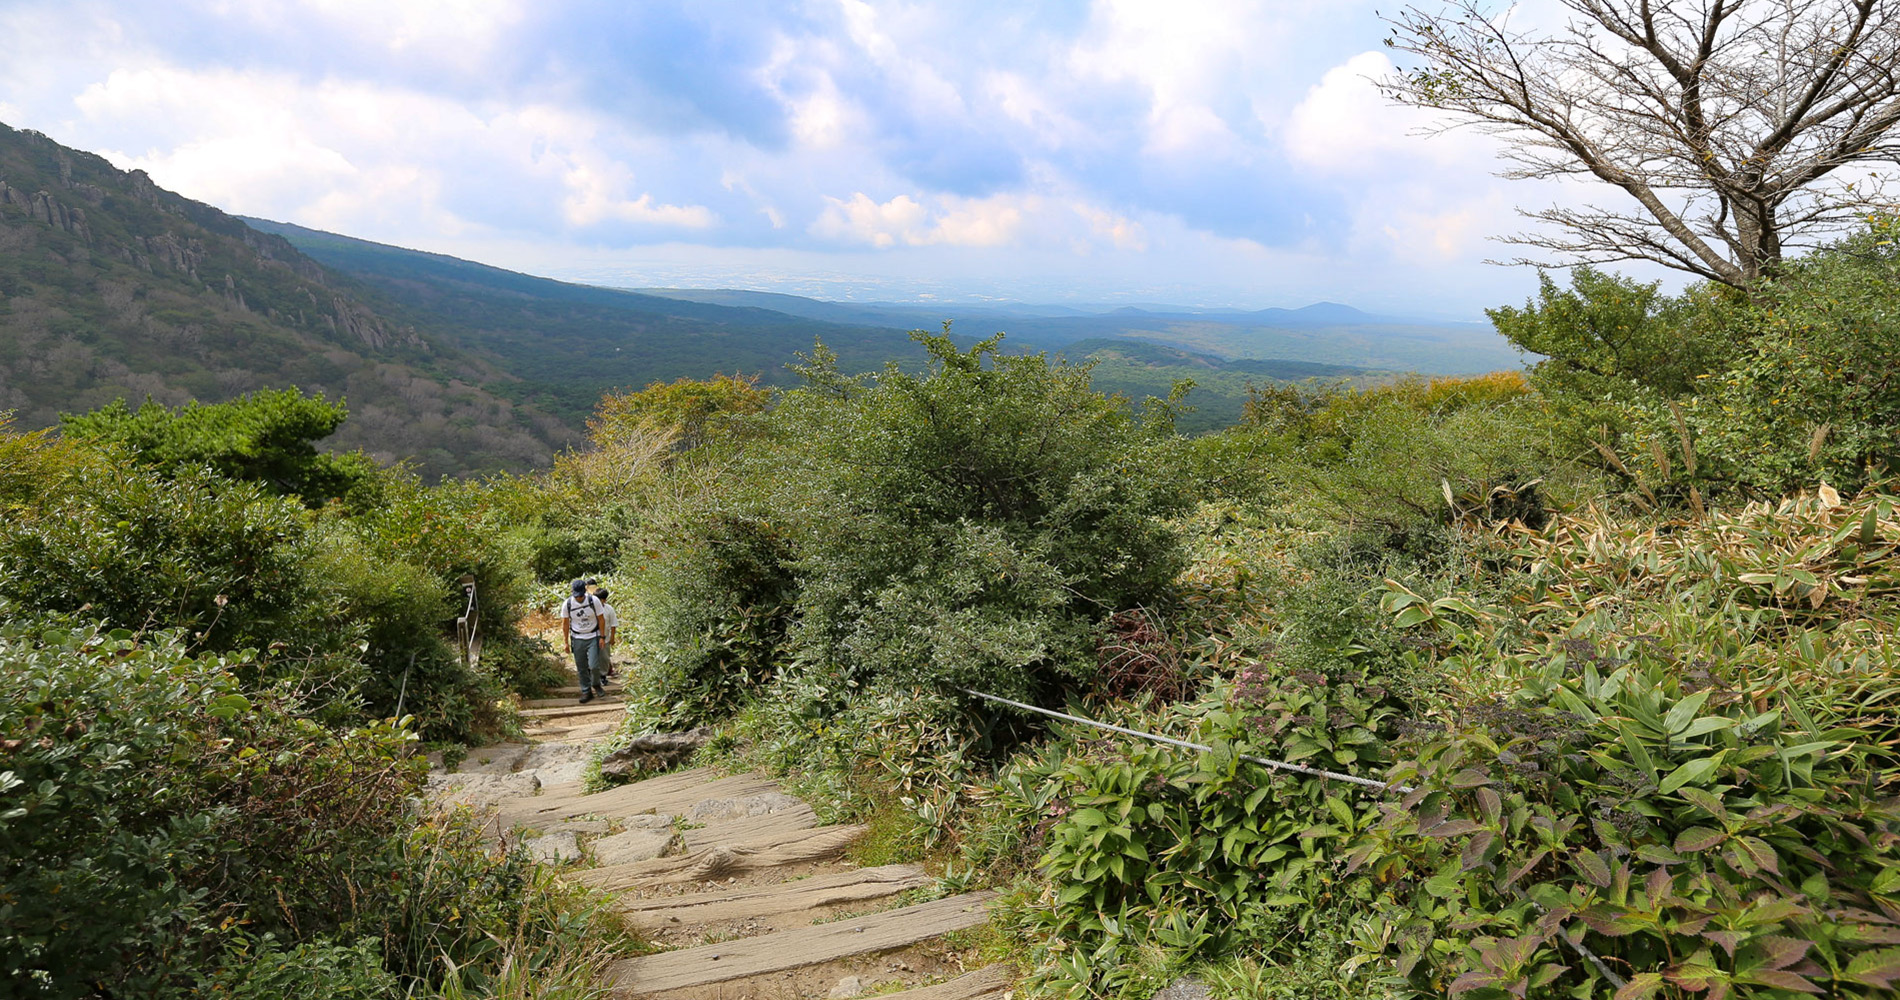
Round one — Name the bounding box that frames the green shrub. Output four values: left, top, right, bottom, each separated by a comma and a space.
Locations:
203, 935, 398, 1000
305, 522, 499, 743
630, 503, 797, 725
1666, 221, 1900, 496
782, 330, 1191, 710
0, 619, 621, 998
0, 463, 332, 657
1489, 267, 1739, 402
0, 623, 420, 997
60, 389, 374, 504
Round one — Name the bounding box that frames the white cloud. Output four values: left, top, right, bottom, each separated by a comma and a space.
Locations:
210, 0, 528, 75
69, 63, 717, 238
1283, 51, 1493, 174
1067, 0, 1286, 159
811, 190, 1149, 253
0, 0, 1572, 314
562, 160, 715, 229
1074, 203, 1148, 251
811, 193, 932, 247
1281, 51, 1552, 269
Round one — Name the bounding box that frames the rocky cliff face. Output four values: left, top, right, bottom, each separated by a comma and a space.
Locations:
0, 123, 562, 478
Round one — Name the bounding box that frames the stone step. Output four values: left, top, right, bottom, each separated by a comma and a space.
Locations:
454, 742, 532, 774
613, 864, 929, 930
523, 720, 623, 743
605, 891, 999, 994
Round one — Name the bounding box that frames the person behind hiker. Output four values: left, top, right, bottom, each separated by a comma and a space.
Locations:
558, 578, 607, 703
593, 587, 619, 683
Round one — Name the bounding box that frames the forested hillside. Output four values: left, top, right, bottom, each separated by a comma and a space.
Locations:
0, 123, 561, 477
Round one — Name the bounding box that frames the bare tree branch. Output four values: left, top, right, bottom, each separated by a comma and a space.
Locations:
1383, 0, 1900, 287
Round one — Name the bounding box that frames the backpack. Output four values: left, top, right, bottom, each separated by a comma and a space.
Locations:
566, 595, 602, 636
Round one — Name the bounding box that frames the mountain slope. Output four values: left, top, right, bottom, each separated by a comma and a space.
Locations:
0, 122, 558, 476
245, 220, 932, 426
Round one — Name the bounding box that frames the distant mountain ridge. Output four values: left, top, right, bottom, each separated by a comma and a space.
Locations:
634, 288, 1518, 373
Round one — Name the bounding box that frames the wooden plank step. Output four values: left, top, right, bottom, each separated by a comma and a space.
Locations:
520, 699, 625, 719
606, 891, 999, 994
614, 864, 929, 929
576, 824, 867, 891
522, 695, 625, 710
497, 769, 782, 828
881, 965, 1014, 999
680, 804, 818, 851
547, 684, 621, 697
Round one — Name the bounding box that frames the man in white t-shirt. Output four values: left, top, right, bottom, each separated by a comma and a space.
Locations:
557, 578, 608, 703
593, 587, 619, 684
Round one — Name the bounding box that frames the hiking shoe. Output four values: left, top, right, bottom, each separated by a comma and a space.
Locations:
578, 690, 595, 704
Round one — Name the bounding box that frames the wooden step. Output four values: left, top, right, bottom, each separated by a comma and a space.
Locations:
881, 965, 1014, 999
520, 699, 623, 714
606, 891, 999, 994
577, 824, 867, 891
498, 769, 782, 828
520, 699, 625, 719
614, 864, 929, 930
680, 803, 818, 851
546, 678, 625, 693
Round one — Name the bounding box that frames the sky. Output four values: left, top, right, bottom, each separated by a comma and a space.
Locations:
0, 0, 1612, 319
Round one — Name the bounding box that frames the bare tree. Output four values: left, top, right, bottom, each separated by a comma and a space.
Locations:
1382, 0, 1900, 287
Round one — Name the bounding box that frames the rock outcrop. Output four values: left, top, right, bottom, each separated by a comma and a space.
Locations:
599, 727, 714, 779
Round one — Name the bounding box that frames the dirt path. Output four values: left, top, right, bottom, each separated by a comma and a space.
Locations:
430, 689, 1013, 1000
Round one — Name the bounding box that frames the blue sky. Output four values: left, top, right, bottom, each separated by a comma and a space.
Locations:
0, 0, 1605, 318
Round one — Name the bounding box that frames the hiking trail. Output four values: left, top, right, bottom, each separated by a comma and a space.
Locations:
428, 677, 1012, 1000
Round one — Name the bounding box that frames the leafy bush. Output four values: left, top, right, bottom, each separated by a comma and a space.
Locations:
587, 372, 770, 452
0, 619, 625, 999
630, 503, 797, 725
0, 623, 407, 996
1004, 654, 1411, 998
322, 470, 538, 740
61, 388, 374, 504
1666, 221, 1900, 497
782, 330, 1191, 709
202, 936, 399, 1000
1354, 632, 1900, 999
0, 463, 334, 657
1489, 267, 1738, 402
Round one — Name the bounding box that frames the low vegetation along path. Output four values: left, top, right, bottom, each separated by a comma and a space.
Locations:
427, 684, 1010, 1000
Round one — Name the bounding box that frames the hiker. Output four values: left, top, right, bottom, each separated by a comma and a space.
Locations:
593, 587, 620, 683
558, 578, 608, 703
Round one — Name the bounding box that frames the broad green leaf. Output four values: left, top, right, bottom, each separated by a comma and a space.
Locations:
1659, 755, 1722, 795
1662, 690, 1712, 738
